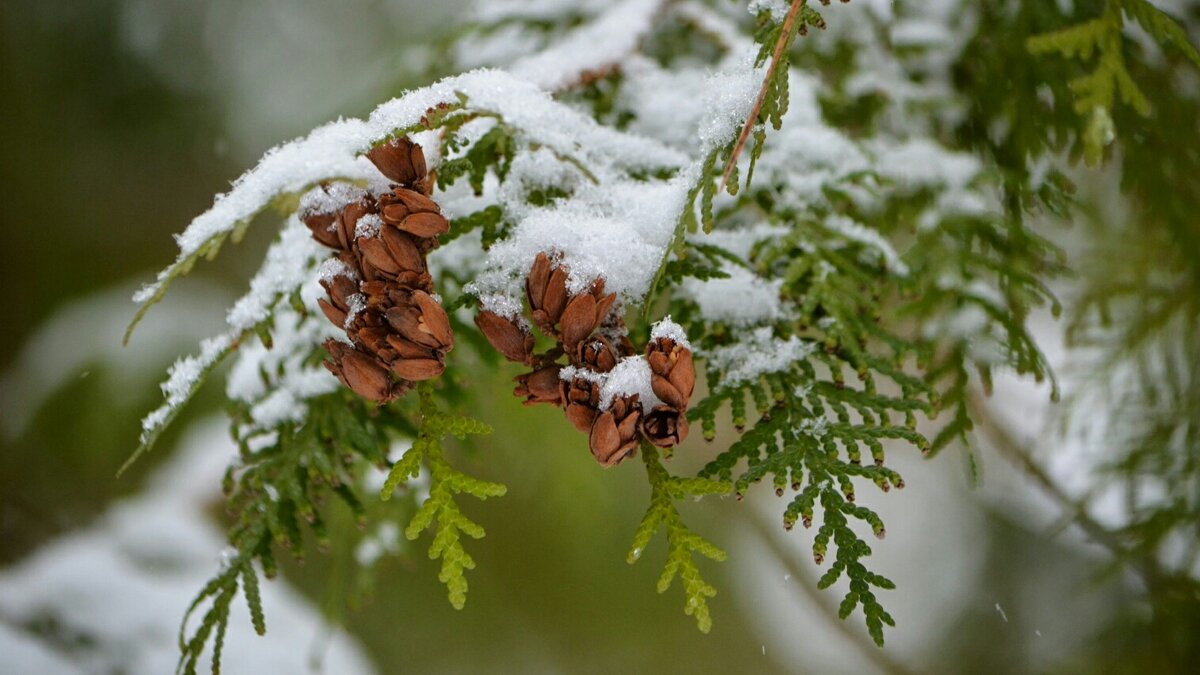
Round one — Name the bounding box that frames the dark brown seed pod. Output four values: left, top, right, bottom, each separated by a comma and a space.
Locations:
366, 137, 427, 188
475, 311, 534, 365
302, 137, 453, 403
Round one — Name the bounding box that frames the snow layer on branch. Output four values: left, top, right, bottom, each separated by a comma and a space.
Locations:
705, 328, 816, 386
139, 217, 325, 443
510, 0, 669, 91
466, 173, 695, 313
650, 316, 691, 350
134, 68, 684, 306
873, 138, 981, 192
698, 48, 763, 152
691, 222, 789, 261
747, 0, 792, 23
226, 309, 340, 432
561, 356, 665, 412
464, 40, 767, 314
824, 214, 909, 276
620, 58, 715, 149
677, 222, 791, 327
740, 71, 875, 206
681, 266, 786, 327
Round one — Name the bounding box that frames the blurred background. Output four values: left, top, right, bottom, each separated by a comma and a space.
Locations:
0, 1, 1193, 673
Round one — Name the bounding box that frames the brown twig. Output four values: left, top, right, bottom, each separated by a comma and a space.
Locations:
719, 0, 806, 192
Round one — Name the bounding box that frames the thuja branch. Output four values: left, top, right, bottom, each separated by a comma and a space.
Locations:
720, 0, 806, 191
628, 442, 731, 633
739, 509, 917, 675
381, 384, 505, 609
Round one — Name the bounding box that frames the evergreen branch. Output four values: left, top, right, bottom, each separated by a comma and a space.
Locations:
1026, 0, 1200, 163
1119, 0, 1200, 68
628, 442, 730, 633
741, 509, 917, 674
176, 387, 411, 672
117, 339, 238, 477
720, 0, 806, 191
382, 384, 505, 609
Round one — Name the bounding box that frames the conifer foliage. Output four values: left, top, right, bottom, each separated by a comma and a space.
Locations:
124, 0, 1200, 670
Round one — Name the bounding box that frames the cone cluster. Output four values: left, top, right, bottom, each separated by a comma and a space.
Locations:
475, 253, 696, 467
301, 138, 454, 403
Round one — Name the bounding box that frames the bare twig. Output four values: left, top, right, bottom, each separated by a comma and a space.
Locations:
719, 0, 806, 192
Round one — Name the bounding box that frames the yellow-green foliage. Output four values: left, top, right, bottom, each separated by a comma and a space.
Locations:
1027, 0, 1199, 163
381, 385, 505, 609
627, 444, 730, 633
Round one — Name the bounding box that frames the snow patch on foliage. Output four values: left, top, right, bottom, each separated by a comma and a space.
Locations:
466, 171, 694, 311
133, 69, 685, 307
747, 0, 791, 23
681, 266, 786, 327
824, 214, 909, 276
650, 316, 691, 350
511, 0, 668, 91
139, 217, 326, 443
226, 309, 340, 431
692, 222, 789, 261
561, 356, 665, 411
705, 328, 817, 386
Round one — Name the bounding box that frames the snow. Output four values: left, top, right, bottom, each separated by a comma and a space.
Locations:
824, 214, 909, 276
133, 68, 686, 308
650, 316, 691, 350
688, 222, 788, 262
890, 19, 954, 48
471, 0, 609, 24
298, 182, 367, 220
465, 166, 700, 312
354, 213, 383, 239
140, 217, 327, 443
697, 49, 764, 152
561, 356, 665, 411
355, 522, 401, 567
747, 0, 792, 23
874, 138, 982, 192
619, 58, 715, 149
344, 293, 367, 329
704, 328, 816, 386
510, 0, 669, 91
680, 266, 786, 327
0, 419, 377, 675
318, 257, 357, 283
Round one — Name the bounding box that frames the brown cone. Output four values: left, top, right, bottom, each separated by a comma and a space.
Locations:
475, 311, 534, 365
304, 137, 453, 403
560, 374, 601, 433
514, 365, 563, 406
366, 138, 427, 188
589, 395, 641, 467
641, 405, 689, 448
